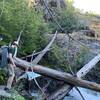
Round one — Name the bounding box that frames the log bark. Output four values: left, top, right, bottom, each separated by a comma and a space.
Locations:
32, 31, 57, 64
14, 57, 100, 92
48, 54, 100, 100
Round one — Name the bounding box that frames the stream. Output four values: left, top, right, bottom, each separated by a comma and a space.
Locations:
64, 87, 100, 100
30, 87, 100, 100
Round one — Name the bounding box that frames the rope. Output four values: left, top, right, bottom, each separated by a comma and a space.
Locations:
75, 87, 85, 100
30, 53, 48, 100
34, 78, 48, 100
42, 0, 89, 50
0, 0, 4, 19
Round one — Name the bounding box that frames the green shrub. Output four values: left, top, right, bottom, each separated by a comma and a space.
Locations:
0, 0, 49, 56
0, 69, 7, 85
40, 45, 68, 71
48, 1, 86, 33
73, 46, 90, 71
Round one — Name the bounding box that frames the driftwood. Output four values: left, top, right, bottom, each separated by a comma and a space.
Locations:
77, 54, 100, 78
14, 57, 100, 92
32, 31, 57, 64
48, 54, 100, 100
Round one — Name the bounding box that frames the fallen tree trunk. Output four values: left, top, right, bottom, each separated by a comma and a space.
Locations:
77, 54, 100, 78
48, 54, 100, 100
18, 31, 57, 81
14, 57, 100, 92
32, 31, 57, 64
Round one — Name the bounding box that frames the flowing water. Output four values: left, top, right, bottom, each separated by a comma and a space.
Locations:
64, 87, 100, 100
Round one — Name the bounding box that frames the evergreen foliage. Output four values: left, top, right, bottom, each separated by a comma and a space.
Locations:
48, 0, 86, 33
0, 0, 48, 56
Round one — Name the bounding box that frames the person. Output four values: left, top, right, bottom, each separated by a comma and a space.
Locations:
4, 41, 18, 92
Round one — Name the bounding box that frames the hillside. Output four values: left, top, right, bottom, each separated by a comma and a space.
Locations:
0, 0, 100, 100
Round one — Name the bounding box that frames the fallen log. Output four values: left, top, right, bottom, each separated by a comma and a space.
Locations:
77, 54, 100, 78
48, 54, 100, 100
14, 57, 100, 92
32, 31, 57, 64
16, 31, 57, 82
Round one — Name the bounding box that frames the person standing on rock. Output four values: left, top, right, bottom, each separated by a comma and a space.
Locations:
4, 41, 18, 92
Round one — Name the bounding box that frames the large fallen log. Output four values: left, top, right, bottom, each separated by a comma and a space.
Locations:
32, 31, 57, 64
14, 57, 100, 92
48, 54, 100, 100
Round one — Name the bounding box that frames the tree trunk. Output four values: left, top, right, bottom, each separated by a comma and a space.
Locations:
14, 57, 100, 92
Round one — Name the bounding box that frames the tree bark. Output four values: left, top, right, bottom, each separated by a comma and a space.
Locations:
14, 57, 100, 92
